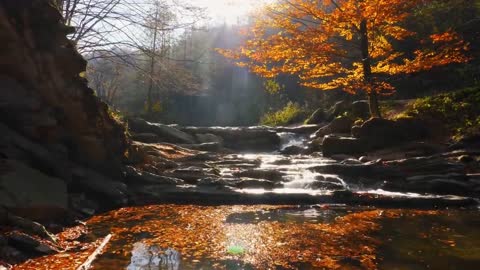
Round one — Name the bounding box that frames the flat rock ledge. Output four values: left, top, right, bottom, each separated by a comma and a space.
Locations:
132, 187, 477, 209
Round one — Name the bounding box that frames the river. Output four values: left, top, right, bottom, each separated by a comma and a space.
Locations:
13, 133, 480, 270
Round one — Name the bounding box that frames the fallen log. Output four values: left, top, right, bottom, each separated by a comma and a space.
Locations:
76, 234, 112, 270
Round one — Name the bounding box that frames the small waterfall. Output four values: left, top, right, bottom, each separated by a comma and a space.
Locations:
229, 153, 349, 193
277, 132, 306, 150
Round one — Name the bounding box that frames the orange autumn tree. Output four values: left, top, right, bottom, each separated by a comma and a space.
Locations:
218, 0, 470, 118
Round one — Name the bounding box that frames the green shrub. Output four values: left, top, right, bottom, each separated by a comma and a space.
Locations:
260, 102, 308, 126
400, 87, 480, 140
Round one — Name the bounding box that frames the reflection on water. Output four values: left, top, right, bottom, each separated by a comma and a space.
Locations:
13, 205, 480, 270
127, 242, 180, 270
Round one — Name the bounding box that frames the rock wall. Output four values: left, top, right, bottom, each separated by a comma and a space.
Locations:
0, 0, 128, 220
0, 0, 127, 173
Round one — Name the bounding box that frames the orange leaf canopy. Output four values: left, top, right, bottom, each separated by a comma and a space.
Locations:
219, 0, 469, 94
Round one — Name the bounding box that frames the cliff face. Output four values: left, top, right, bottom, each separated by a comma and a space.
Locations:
0, 0, 127, 172
0, 0, 128, 219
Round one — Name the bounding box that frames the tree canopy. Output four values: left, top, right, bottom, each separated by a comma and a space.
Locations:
219, 0, 471, 117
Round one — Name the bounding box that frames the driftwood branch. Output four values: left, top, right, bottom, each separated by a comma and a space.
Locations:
76, 233, 113, 270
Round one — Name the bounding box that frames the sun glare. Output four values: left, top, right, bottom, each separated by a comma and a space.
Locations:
193, 0, 270, 24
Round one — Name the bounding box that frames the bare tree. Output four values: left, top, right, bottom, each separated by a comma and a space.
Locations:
58, 0, 205, 61
87, 59, 123, 105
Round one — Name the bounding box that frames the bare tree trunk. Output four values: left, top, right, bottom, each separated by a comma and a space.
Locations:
146, 6, 159, 115
360, 19, 382, 118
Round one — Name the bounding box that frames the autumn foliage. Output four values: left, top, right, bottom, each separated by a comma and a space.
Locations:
13, 205, 439, 270
218, 0, 470, 117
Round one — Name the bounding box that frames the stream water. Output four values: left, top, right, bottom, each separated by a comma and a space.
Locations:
14, 133, 480, 270
71, 206, 480, 270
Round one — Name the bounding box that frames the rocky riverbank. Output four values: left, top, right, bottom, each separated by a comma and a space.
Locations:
3, 112, 480, 267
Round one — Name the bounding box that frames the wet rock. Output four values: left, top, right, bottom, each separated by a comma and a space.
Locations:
131, 133, 159, 143
328, 101, 351, 120
352, 118, 429, 150
181, 142, 223, 152
235, 178, 276, 189
306, 138, 323, 152
305, 108, 327, 125
179, 126, 280, 151
0, 160, 68, 220
309, 180, 345, 190
195, 133, 224, 144
197, 178, 234, 188
351, 100, 370, 119
71, 167, 128, 207
165, 167, 220, 184
210, 158, 261, 167
359, 156, 370, 163
329, 154, 356, 161
403, 179, 472, 196
449, 133, 480, 151
385, 157, 465, 176
311, 116, 354, 139
70, 193, 100, 216
233, 169, 285, 182
406, 173, 467, 182
322, 135, 368, 157
0, 245, 26, 263
8, 232, 57, 255
271, 158, 292, 165
128, 118, 196, 144
280, 145, 304, 155
7, 215, 57, 243
125, 166, 184, 186
310, 161, 399, 180
143, 155, 179, 171
458, 155, 474, 163
275, 125, 322, 134
341, 158, 363, 165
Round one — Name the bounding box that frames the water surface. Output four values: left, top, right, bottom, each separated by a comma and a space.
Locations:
16, 205, 479, 270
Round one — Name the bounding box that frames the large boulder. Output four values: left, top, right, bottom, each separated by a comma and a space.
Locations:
352, 118, 429, 149
328, 101, 351, 120
179, 126, 281, 151
305, 108, 327, 125
128, 118, 195, 144
311, 116, 354, 139
351, 100, 370, 119
71, 167, 128, 207
195, 133, 224, 145
0, 160, 68, 220
321, 135, 369, 157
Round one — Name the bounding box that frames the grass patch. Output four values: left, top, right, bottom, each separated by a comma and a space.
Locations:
260, 102, 309, 126
398, 86, 480, 140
